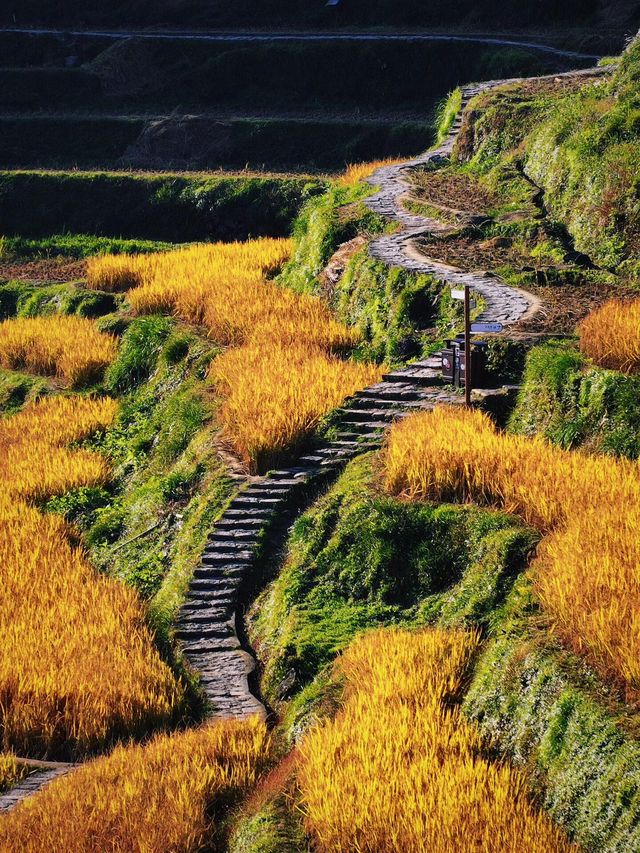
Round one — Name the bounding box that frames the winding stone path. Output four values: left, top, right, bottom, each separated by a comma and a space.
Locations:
179, 65, 612, 722
365, 67, 609, 326
0, 63, 615, 817
0, 762, 76, 812
179, 356, 468, 719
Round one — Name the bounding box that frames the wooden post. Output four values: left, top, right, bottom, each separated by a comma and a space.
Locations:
464, 284, 472, 407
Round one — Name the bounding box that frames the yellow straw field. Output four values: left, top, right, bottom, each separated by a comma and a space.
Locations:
579, 298, 640, 373
0, 315, 117, 387
338, 158, 406, 186
210, 342, 381, 469
382, 406, 640, 698
0, 754, 23, 793
87, 240, 383, 471
0, 718, 271, 853
0, 396, 183, 757
298, 628, 573, 852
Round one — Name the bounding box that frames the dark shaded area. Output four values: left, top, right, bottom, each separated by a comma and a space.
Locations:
0, 172, 323, 240
2, 0, 632, 35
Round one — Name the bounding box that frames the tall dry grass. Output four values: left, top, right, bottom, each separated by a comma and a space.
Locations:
0, 718, 271, 853
0, 396, 183, 758
579, 298, 640, 373
339, 158, 406, 186
383, 406, 640, 698
210, 342, 381, 470
0, 754, 23, 793
298, 628, 573, 852
87, 240, 383, 471
0, 315, 117, 387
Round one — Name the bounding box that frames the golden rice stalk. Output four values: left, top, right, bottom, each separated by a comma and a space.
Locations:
298, 628, 574, 853
0, 754, 24, 793
0, 718, 271, 852
0, 315, 117, 387
579, 298, 640, 373
88, 239, 381, 470
209, 342, 383, 472
382, 407, 640, 698
339, 158, 406, 186
0, 396, 183, 757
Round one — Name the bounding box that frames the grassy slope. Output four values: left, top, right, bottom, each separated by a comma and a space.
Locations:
236, 41, 640, 853
0, 276, 239, 717
0, 172, 322, 241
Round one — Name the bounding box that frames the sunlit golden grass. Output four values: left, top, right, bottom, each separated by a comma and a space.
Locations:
0, 754, 24, 793
338, 157, 406, 186
0, 396, 183, 758
383, 406, 640, 698
209, 343, 381, 470
579, 298, 640, 373
298, 628, 573, 852
0, 717, 271, 852
88, 240, 383, 472
0, 315, 117, 387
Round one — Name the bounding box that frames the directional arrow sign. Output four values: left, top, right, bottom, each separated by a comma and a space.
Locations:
471, 322, 504, 334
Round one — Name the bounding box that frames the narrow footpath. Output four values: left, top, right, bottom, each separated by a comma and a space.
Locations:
0, 62, 606, 814
178, 71, 619, 722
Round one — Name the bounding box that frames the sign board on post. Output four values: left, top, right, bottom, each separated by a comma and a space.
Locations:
471, 322, 504, 334
451, 290, 476, 309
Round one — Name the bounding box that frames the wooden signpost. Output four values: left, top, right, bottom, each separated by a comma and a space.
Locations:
450, 286, 504, 406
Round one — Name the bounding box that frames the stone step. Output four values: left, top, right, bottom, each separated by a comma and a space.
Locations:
242, 486, 291, 497
230, 496, 285, 509
209, 530, 260, 542
381, 370, 442, 386
204, 540, 256, 554
200, 550, 253, 564
175, 622, 235, 640
222, 508, 276, 520
337, 408, 396, 423
193, 565, 247, 581
355, 388, 424, 402
183, 593, 235, 609
214, 517, 266, 530
178, 607, 234, 624
338, 419, 391, 434
248, 479, 301, 491
182, 635, 241, 653
189, 577, 242, 593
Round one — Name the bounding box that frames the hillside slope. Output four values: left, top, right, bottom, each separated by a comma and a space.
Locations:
4, 0, 640, 46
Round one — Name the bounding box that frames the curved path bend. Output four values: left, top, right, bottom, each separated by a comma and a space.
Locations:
0, 62, 610, 815
180, 68, 610, 721
0, 28, 601, 60
0, 761, 76, 812
365, 66, 610, 326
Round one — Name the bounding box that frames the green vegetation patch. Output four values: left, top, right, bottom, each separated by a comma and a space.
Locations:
465, 579, 640, 852
510, 342, 640, 458
47, 319, 237, 650
0, 279, 119, 320
1, 234, 174, 260
0, 172, 323, 242
0, 367, 49, 415
336, 250, 452, 363
251, 454, 535, 710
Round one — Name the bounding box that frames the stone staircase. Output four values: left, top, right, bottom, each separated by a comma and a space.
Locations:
178, 353, 466, 719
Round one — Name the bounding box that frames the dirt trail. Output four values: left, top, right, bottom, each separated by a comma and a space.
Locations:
0, 28, 602, 59
364, 66, 610, 327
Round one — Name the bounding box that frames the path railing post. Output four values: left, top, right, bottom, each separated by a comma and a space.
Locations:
464, 284, 472, 407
